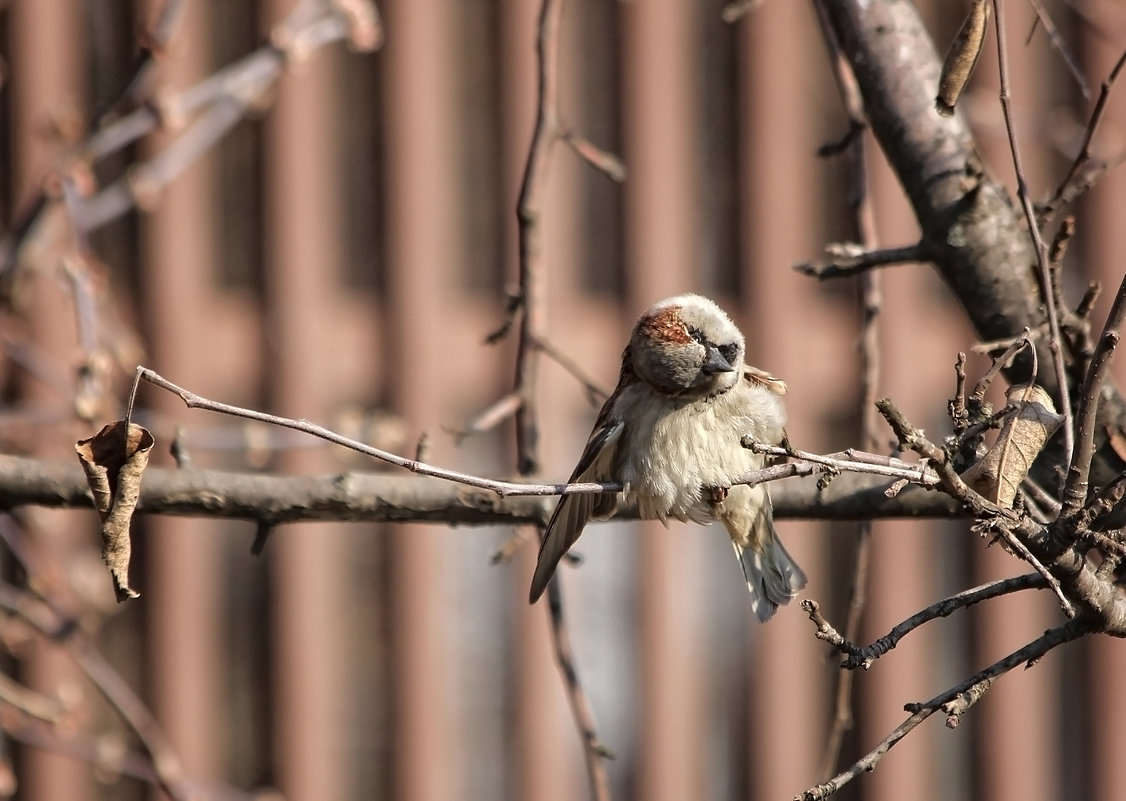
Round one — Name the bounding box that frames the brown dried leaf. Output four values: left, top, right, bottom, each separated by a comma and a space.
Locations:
961, 384, 1063, 508
75, 421, 154, 602
935, 0, 989, 117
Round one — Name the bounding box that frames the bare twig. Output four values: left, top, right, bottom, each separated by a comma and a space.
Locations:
991, 0, 1074, 464
981, 521, 1074, 615
3, 715, 256, 801
2, 1, 381, 265
0, 671, 65, 723
793, 242, 926, 279
1041, 47, 1126, 221
802, 573, 1046, 669
560, 130, 627, 183
514, 2, 613, 797
531, 335, 610, 405
876, 398, 1011, 520
1062, 274, 1126, 517
134, 366, 617, 499
810, 2, 883, 775
969, 329, 1031, 405
0, 580, 197, 801
798, 618, 1090, 800
446, 392, 523, 443
747, 442, 939, 487
1027, 0, 1091, 100
721, 0, 765, 24
92, 0, 189, 123
545, 578, 615, 798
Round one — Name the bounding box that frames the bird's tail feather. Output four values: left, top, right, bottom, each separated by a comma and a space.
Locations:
733, 524, 806, 622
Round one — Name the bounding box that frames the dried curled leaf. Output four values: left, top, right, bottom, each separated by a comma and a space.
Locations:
960, 384, 1063, 508
75, 421, 154, 602
936, 0, 989, 117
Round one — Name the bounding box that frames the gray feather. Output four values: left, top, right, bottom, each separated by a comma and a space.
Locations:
730, 500, 806, 622
528, 420, 623, 602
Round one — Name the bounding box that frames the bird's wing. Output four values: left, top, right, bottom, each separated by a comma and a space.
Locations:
528, 412, 624, 603
743, 365, 787, 395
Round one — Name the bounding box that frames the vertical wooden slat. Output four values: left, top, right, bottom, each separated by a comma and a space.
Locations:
7, 3, 92, 800
853, 140, 943, 801
505, 1, 590, 799
261, 3, 348, 799
737, 4, 830, 797
140, 0, 224, 787
964, 5, 1063, 799
382, 1, 459, 799
1079, 23, 1126, 801
620, 2, 706, 800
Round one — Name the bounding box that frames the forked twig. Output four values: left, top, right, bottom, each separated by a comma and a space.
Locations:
797, 618, 1091, 800
801, 573, 1046, 669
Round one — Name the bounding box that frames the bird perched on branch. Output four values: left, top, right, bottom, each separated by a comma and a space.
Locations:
528, 293, 805, 621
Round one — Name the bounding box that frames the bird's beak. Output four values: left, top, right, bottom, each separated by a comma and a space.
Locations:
702, 347, 734, 374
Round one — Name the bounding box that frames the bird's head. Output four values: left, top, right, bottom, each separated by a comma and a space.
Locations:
628, 293, 745, 399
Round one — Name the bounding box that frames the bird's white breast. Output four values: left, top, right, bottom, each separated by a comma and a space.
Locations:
615, 379, 786, 523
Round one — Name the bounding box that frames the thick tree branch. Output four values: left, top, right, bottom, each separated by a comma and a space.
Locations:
0, 454, 962, 527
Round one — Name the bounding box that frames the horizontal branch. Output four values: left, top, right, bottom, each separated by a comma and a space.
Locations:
793, 242, 927, 279
0, 454, 962, 528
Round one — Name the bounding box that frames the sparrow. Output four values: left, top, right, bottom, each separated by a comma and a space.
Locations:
528, 293, 806, 621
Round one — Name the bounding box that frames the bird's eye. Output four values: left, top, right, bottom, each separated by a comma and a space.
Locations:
687, 327, 706, 345
718, 343, 739, 363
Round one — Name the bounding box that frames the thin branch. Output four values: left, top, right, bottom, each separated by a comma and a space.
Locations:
513, 0, 561, 476
134, 366, 607, 499
1027, 0, 1091, 101
446, 392, 523, 443
801, 573, 1046, 670
793, 242, 926, 280
721, 0, 764, 24
3, 715, 256, 801
137, 367, 953, 508
798, 619, 1090, 800
531, 334, 610, 405
809, 2, 883, 775
91, 0, 189, 124
545, 578, 615, 799
748, 442, 940, 487
992, 0, 1074, 464
876, 397, 1011, 519
1041, 47, 1126, 221
2, 1, 381, 261
0, 581, 197, 801
560, 130, 627, 183
1062, 273, 1126, 517
515, 2, 612, 797
982, 521, 1074, 616
0, 671, 65, 723
969, 329, 1031, 405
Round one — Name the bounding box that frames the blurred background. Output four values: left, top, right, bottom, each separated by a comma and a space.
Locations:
1, 0, 1125, 800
